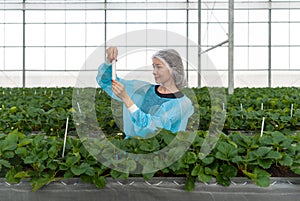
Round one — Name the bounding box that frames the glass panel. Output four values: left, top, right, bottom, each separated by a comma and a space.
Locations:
189, 10, 198, 23
4, 11, 23, 23
235, 23, 248, 45
272, 10, 290, 22
45, 48, 65, 70
167, 24, 186, 40
86, 24, 105, 46
66, 47, 86, 70
127, 24, 147, 33
204, 23, 228, 46
0, 48, 3, 70
235, 71, 268, 87
235, 10, 249, 22
46, 11, 66, 23
249, 47, 268, 69
45, 24, 65, 46
147, 10, 167, 22
146, 24, 167, 32
86, 10, 105, 23
201, 10, 228, 23
249, 10, 268, 22
127, 10, 146, 22
290, 10, 300, 21
167, 10, 186, 22
26, 47, 45, 70
0, 24, 4, 46
249, 23, 268, 45
26, 11, 45, 23
206, 47, 227, 70
272, 47, 289, 69
106, 10, 126, 22
290, 23, 300, 45
66, 10, 86, 23
4, 24, 23, 46
25, 24, 45, 46
234, 47, 248, 70
106, 24, 126, 43
126, 51, 147, 72
272, 71, 300, 87
26, 71, 79, 88
5, 47, 22, 70
0, 71, 22, 87
188, 24, 198, 45
272, 23, 289, 45
66, 24, 86, 46
290, 47, 300, 69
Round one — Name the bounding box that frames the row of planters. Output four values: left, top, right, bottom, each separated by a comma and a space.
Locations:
0, 87, 300, 136
0, 129, 300, 191
0, 87, 300, 192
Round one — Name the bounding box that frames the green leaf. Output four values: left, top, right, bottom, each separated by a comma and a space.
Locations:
71, 163, 91, 176
216, 174, 231, 186
65, 154, 81, 167
258, 158, 272, 169
92, 176, 106, 188
5, 169, 21, 184
291, 164, 300, 175
110, 169, 129, 179
139, 140, 160, 152
215, 142, 238, 161
254, 168, 271, 187
191, 164, 201, 176
255, 147, 271, 157
18, 138, 32, 147
14, 171, 30, 179
0, 159, 11, 168
37, 151, 48, 161
63, 170, 74, 179
272, 131, 287, 146
48, 145, 58, 159
265, 150, 281, 159
279, 155, 293, 166
162, 132, 175, 145
198, 167, 212, 183
6, 131, 19, 143
3, 151, 15, 159
143, 172, 156, 180
47, 161, 58, 170
220, 164, 237, 178
15, 147, 28, 157
184, 151, 197, 164
184, 175, 195, 192
30, 176, 55, 192
201, 156, 214, 165
1, 140, 18, 152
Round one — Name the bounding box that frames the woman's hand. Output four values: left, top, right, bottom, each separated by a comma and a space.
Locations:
112, 80, 134, 108
106, 46, 118, 63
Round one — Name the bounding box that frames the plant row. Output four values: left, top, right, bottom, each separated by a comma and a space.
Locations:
0, 129, 299, 191
0, 87, 300, 136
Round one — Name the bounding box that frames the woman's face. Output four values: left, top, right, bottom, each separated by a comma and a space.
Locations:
152, 58, 173, 85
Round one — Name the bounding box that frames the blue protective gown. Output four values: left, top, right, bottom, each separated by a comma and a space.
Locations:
96, 62, 194, 138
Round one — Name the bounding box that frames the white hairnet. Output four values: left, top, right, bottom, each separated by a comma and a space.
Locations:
152, 49, 187, 88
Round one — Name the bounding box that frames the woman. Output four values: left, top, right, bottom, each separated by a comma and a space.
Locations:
96, 47, 194, 138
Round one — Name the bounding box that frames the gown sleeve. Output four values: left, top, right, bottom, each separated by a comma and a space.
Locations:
96, 62, 150, 100
127, 97, 194, 138
96, 62, 122, 101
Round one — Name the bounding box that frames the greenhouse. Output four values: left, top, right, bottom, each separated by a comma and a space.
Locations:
1, 0, 300, 200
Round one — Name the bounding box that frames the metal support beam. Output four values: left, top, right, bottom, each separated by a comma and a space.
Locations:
198, 0, 201, 88
22, 0, 25, 87
228, 0, 234, 94
268, 0, 272, 87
